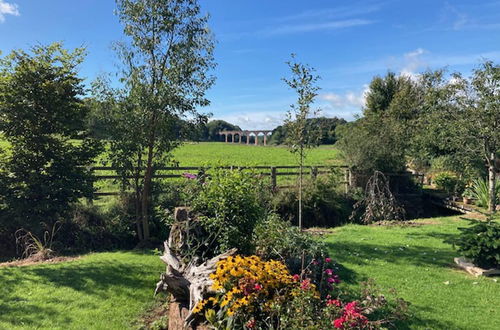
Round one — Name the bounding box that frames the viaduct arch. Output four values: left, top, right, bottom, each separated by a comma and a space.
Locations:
218, 130, 273, 146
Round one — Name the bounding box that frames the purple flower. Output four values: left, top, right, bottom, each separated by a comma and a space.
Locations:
182, 172, 197, 180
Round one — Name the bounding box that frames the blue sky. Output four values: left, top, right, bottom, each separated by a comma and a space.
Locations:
1, 0, 499, 129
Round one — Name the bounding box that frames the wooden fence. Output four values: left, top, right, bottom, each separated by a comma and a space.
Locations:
90, 165, 350, 197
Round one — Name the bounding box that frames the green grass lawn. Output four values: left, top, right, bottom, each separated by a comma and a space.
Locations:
324, 216, 500, 330
0, 251, 165, 330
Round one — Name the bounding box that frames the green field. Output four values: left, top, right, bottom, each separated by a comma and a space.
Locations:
325, 216, 500, 330
171, 142, 342, 166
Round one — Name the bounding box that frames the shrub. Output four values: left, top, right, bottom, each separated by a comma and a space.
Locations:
56, 203, 136, 253
464, 178, 500, 208
253, 213, 326, 273
433, 172, 464, 196
271, 175, 352, 228
447, 218, 500, 269
191, 169, 267, 255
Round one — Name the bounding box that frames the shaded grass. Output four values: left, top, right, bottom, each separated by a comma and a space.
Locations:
0, 250, 165, 330
324, 216, 500, 330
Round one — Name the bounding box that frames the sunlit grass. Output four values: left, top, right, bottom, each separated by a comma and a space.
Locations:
324, 216, 500, 330
0, 251, 165, 330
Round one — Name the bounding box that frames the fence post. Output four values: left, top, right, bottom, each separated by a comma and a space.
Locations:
270, 167, 277, 191
311, 166, 318, 180
344, 168, 350, 194
88, 166, 95, 206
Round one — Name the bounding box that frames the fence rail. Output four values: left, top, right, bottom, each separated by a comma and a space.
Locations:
91, 165, 349, 197
90, 165, 424, 198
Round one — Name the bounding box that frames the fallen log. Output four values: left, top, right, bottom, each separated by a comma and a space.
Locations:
154, 207, 237, 329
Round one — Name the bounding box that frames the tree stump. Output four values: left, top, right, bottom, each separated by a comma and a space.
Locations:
155, 207, 236, 329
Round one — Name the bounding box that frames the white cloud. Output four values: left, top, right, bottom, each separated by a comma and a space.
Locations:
320, 85, 368, 109
214, 111, 285, 130
0, 0, 19, 23
266, 19, 373, 36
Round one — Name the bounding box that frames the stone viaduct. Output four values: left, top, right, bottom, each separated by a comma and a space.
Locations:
218, 130, 273, 146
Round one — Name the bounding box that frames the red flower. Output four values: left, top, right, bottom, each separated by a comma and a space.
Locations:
326, 299, 342, 307
246, 319, 256, 328
300, 278, 311, 290
254, 283, 263, 291
292, 274, 300, 282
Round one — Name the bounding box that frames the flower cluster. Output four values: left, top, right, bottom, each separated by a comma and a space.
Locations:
332, 301, 368, 329
194, 255, 294, 317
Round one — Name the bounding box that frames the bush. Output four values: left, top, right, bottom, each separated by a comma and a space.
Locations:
271, 175, 352, 228
192, 169, 267, 255
447, 218, 500, 269
433, 172, 464, 195
253, 213, 326, 272
56, 203, 136, 254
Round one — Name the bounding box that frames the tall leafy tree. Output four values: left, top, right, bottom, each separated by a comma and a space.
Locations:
113, 0, 215, 240
337, 72, 420, 174
417, 62, 500, 211
282, 55, 321, 230
0, 43, 101, 234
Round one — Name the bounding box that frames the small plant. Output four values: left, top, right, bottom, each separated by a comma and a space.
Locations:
446, 217, 500, 269
464, 178, 500, 208
15, 222, 61, 261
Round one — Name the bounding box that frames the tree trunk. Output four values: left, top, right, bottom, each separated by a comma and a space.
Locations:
488, 153, 497, 212
141, 132, 156, 240
155, 207, 237, 329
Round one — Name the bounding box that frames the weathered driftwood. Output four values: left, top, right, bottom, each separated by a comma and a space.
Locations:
154, 207, 237, 329
454, 257, 500, 277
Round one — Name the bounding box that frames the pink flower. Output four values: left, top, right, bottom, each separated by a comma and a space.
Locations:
254, 283, 263, 291
182, 172, 197, 180
325, 257, 332, 263
325, 268, 333, 275
333, 317, 345, 329
312, 259, 319, 265
292, 274, 300, 282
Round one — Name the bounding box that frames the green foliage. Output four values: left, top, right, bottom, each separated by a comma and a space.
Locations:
269, 117, 346, 145
464, 178, 500, 207
433, 172, 464, 196
271, 175, 352, 228
447, 217, 500, 269
0, 43, 102, 240
415, 62, 500, 211
337, 72, 419, 174
192, 169, 266, 254
253, 213, 326, 272
205, 120, 242, 141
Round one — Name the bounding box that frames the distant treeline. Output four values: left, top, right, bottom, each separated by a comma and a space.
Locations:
87, 115, 347, 145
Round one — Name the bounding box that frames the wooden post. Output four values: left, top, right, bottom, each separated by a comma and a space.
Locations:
311, 166, 318, 180
271, 167, 277, 191
344, 168, 350, 194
